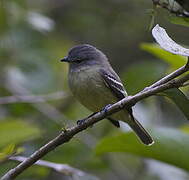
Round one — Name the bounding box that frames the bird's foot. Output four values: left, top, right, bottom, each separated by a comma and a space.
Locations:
77, 119, 86, 125
76, 112, 97, 126
101, 104, 112, 114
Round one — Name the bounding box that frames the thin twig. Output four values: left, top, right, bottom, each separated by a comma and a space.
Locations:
1, 73, 188, 180
0, 92, 67, 104
10, 156, 87, 177
5, 77, 67, 125
144, 62, 189, 91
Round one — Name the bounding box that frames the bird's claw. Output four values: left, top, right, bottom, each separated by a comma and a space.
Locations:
77, 119, 86, 126
101, 104, 112, 114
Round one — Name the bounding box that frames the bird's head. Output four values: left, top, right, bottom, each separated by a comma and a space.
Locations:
60, 44, 108, 66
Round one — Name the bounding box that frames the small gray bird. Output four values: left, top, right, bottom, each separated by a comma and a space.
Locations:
61, 44, 154, 145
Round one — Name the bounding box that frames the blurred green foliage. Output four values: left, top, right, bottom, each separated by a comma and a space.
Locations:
161, 88, 189, 120
141, 43, 187, 69
0, 0, 189, 180
122, 61, 167, 94
0, 120, 40, 148
95, 128, 189, 171
168, 16, 189, 27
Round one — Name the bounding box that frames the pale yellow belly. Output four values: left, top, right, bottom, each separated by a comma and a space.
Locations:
69, 70, 117, 111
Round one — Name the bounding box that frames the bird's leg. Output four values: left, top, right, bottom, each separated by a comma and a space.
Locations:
77, 104, 112, 126
77, 112, 96, 125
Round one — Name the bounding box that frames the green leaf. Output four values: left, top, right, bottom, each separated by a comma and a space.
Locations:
168, 16, 189, 27
0, 144, 25, 161
160, 88, 189, 120
95, 128, 189, 171
140, 43, 187, 68
0, 144, 16, 161
0, 120, 41, 148
15, 147, 25, 155
2, 144, 15, 155
0, 153, 7, 160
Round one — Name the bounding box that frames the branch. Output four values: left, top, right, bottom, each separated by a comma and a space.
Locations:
9, 156, 90, 177
144, 62, 189, 91
1, 73, 188, 180
152, 0, 189, 17
4, 76, 68, 124
0, 92, 67, 104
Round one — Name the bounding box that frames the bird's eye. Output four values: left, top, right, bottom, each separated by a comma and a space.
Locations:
75, 59, 82, 63
74, 57, 89, 63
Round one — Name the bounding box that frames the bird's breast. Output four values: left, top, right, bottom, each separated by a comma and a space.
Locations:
68, 67, 118, 112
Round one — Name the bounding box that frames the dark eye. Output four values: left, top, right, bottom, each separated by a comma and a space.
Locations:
75, 59, 82, 63
74, 57, 89, 63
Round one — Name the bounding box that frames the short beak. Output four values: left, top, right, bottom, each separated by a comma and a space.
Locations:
60, 56, 69, 62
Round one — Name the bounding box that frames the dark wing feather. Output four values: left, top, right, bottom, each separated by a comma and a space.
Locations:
100, 68, 133, 115
100, 69, 127, 100
100, 68, 128, 128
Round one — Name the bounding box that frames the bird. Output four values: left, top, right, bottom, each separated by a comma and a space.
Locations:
60, 44, 154, 145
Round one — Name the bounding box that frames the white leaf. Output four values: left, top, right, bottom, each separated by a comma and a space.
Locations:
152, 24, 189, 57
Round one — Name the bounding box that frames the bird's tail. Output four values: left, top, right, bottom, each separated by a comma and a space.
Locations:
128, 113, 154, 146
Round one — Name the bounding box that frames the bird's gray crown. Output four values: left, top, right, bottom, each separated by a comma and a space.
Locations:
69, 44, 96, 57
66, 44, 107, 63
